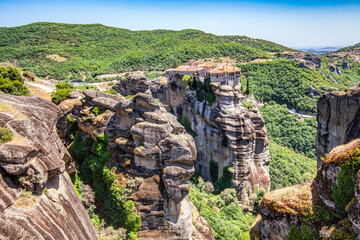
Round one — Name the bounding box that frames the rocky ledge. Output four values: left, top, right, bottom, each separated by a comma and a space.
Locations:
251, 138, 360, 239
0, 92, 98, 239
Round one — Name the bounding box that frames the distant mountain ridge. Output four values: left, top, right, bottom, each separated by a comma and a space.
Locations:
297, 46, 342, 55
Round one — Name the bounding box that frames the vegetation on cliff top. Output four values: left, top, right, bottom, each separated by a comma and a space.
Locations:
0, 65, 30, 96
51, 83, 74, 104
324, 139, 360, 214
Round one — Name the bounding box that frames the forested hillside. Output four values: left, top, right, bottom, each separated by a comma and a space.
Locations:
1, 22, 359, 114
333, 42, 360, 53
0, 22, 287, 80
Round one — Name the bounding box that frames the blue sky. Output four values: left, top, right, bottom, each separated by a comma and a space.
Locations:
1, 0, 359, 48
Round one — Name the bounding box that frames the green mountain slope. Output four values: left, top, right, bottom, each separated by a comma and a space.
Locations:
0, 22, 289, 80
221, 35, 294, 53
1, 22, 358, 114
333, 42, 360, 53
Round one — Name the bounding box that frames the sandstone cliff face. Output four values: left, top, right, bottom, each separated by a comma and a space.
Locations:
284, 52, 322, 68
70, 87, 208, 239
112, 71, 151, 96
150, 73, 186, 114
250, 86, 360, 240
316, 86, 360, 167
0, 92, 98, 240
182, 85, 271, 207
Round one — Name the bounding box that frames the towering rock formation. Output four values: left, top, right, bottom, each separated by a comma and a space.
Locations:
316, 86, 360, 167
251, 87, 360, 240
66, 87, 210, 239
0, 92, 98, 240
149, 72, 271, 207
182, 85, 271, 207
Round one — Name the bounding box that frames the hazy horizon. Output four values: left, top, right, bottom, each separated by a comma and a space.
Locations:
1, 0, 360, 48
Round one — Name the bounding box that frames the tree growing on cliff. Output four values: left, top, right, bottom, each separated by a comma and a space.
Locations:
0, 65, 30, 96
0, 126, 13, 143
70, 133, 141, 239
51, 83, 74, 104
210, 160, 219, 182
204, 75, 216, 105
244, 77, 251, 95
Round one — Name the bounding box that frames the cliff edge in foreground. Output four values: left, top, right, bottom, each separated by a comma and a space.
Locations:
0, 92, 98, 239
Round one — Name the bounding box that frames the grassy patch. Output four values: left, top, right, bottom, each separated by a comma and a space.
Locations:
13, 189, 37, 209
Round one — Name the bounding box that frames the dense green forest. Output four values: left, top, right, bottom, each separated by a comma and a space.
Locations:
269, 142, 317, 190
239, 60, 352, 113
221, 35, 294, 53
259, 102, 317, 189
0, 22, 286, 80
260, 101, 317, 158
189, 178, 256, 240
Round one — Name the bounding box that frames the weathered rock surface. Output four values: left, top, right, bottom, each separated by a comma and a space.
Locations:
308, 86, 321, 98
316, 86, 360, 167
150, 76, 169, 109
0, 92, 98, 240
342, 61, 351, 69
329, 65, 343, 76
285, 52, 322, 68
191, 201, 215, 240
251, 139, 360, 240
182, 85, 271, 207
77, 89, 204, 239
112, 71, 151, 96
150, 73, 186, 114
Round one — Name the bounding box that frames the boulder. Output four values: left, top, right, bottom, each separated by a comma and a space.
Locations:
329, 65, 343, 76
308, 86, 320, 98
342, 61, 351, 69
112, 71, 151, 96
